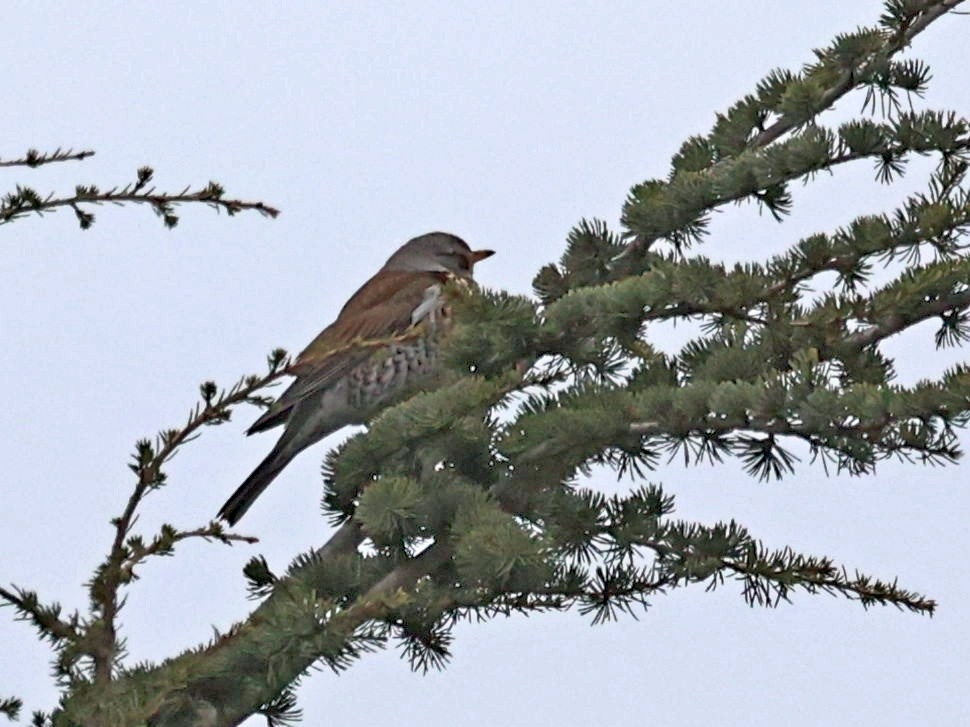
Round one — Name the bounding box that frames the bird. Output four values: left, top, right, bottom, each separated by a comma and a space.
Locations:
217, 232, 494, 525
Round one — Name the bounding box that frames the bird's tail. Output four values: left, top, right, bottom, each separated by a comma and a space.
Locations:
217, 446, 297, 526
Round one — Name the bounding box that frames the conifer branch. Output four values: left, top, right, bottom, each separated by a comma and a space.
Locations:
15, 3, 968, 723
751, 0, 963, 149
0, 696, 22, 722
723, 552, 936, 613
117, 524, 259, 585
148, 530, 449, 726
845, 289, 970, 348
390, 531, 937, 639
0, 586, 80, 643
613, 3, 966, 259
87, 351, 289, 683
1, 166, 280, 229
0, 147, 95, 169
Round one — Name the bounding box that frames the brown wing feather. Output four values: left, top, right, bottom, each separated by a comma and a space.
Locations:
247, 270, 446, 434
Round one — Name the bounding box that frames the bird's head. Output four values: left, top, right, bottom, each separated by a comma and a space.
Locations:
383, 232, 494, 278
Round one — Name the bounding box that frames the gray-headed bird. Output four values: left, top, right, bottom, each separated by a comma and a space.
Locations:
217, 232, 494, 525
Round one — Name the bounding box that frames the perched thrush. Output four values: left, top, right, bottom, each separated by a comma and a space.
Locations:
217, 232, 494, 525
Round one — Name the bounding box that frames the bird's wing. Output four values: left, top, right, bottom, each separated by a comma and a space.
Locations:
247, 270, 447, 434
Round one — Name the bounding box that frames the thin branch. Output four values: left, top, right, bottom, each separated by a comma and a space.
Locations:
0, 147, 95, 169
0, 585, 79, 642
1, 183, 280, 227
158, 524, 259, 550
118, 524, 259, 585
89, 358, 289, 683
722, 554, 936, 614
845, 288, 970, 347
2, 168, 279, 229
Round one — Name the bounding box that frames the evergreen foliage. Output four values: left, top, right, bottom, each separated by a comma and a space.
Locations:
2, 2, 968, 724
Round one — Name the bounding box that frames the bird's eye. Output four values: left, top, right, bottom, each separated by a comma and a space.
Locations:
452, 253, 470, 271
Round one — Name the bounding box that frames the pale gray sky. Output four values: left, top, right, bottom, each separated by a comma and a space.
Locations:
2, 3, 968, 725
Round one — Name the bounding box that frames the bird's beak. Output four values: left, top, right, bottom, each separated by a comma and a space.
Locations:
469, 249, 495, 266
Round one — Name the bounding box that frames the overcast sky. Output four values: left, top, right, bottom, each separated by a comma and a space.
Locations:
2, 2, 968, 725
